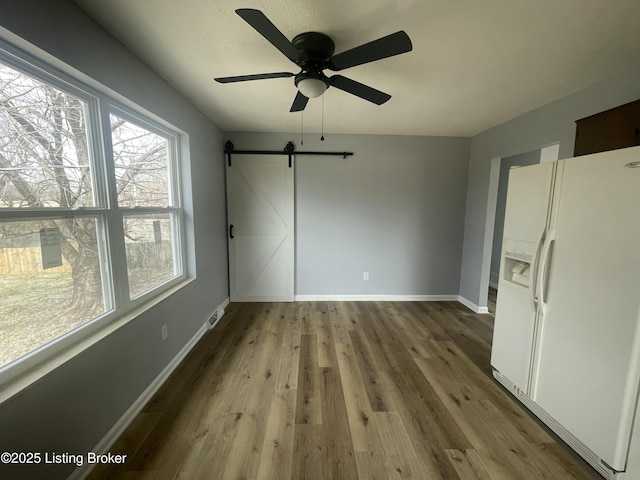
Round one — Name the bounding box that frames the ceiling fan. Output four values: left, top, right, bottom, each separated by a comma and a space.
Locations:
214, 9, 413, 112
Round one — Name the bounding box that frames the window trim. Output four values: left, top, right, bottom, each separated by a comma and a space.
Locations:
0, 36, 190, 403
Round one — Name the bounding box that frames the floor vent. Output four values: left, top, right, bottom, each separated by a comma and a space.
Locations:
207, 307, 224, 330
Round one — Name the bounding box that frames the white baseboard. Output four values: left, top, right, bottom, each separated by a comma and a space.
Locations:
293, 294, 491, 315
294, 294, 459, 302
69, 297, 230, 480
458, 295, 490, 314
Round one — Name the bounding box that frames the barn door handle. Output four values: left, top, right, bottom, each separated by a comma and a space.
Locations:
229, 224, 234, 239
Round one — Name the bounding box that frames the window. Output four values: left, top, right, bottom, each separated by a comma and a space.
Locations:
0, 46, 186, 372
109, 111, 183, 299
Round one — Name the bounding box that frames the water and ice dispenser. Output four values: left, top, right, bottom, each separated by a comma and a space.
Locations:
502, 253, 531, 288
501, 238, 535, 290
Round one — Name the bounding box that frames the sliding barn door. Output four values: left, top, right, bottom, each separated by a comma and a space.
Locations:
226, 154, 294, 302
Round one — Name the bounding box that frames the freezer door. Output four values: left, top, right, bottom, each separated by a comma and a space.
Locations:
531, 147, 640, 471
491, 162, 555, 393
501, 162, 555, 242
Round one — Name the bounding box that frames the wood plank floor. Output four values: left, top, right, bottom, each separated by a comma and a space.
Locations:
88, 300, 602, 480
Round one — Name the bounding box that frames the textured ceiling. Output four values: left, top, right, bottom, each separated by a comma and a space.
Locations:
72, 0, 640, 137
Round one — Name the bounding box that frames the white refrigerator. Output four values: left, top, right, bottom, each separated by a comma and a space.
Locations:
491, 146, 640, 479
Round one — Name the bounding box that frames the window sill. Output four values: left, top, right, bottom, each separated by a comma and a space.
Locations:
0, 277, 194, 405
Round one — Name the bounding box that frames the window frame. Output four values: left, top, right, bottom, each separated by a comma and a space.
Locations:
104, 102, 187, 307
0, 37, 189, 399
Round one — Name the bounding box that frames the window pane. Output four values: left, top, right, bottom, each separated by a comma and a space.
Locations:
0, 62, 94, 208
110, 114, 170, 207
123, 213, 177, 298
0, 218, 106, 367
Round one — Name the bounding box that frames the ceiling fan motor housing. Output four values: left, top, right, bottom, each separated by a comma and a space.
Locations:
292, 32, 335, 66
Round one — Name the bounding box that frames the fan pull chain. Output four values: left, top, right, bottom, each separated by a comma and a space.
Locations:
300, 110, 304, 146
320, 95, 325, 141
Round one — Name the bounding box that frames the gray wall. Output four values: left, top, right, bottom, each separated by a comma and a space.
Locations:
226, 132, 471, 296
0, 1, 228, 479
460, 64, 640, 309
489, 149, 541, 286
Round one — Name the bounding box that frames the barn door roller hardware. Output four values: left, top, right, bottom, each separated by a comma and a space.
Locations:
224, 141, 353, 167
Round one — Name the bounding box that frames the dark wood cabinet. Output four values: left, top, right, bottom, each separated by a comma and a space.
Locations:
574, 98, 640, 156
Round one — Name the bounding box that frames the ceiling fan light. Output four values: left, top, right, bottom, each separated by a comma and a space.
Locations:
297, 78, 327, 98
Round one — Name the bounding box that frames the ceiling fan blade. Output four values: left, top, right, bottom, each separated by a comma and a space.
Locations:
214, 72, 294, 83
290, 91, 309, 112
328, 31, 412, 71
236, 9, 301, 64
329, 75, 391, 105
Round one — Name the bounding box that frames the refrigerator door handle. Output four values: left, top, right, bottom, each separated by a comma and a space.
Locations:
537, 227, 556, 316
530, 228, 546, 312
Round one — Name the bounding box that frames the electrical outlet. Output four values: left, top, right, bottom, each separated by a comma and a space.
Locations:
363, 272, 369, 281
161, 324, 168, 341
